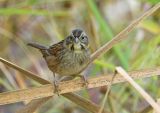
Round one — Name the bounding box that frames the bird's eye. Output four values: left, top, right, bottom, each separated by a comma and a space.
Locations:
81, 36, 85, 40
80, 36, 88, 43
80, 36, 88, 45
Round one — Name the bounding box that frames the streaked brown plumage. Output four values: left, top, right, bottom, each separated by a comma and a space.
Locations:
28, 29, 90, 83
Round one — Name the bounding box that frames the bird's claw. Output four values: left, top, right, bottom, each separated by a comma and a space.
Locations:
81, 75, 88, 88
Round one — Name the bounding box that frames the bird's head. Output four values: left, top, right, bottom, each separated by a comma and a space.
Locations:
65, 29, 89, 53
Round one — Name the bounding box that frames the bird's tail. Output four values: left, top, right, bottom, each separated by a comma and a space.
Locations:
28, 43, 50, 57
27, 43, 47, 50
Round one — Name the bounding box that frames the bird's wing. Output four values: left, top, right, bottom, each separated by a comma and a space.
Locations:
45, 40, 65, 70
48, 40, 64, 56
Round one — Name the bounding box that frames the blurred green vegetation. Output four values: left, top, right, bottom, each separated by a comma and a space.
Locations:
0, 0, 159, 113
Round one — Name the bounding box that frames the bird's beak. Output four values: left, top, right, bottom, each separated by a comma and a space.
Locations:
74, 38, 81, 50
74, 38, 79, 44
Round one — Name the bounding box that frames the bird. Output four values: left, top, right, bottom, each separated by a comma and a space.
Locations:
28, 29, 90, 93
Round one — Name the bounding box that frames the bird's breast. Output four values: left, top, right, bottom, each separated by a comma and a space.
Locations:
54, 50, 90, 76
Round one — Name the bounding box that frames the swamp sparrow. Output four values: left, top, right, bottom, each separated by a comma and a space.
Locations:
28, 29, 90, 92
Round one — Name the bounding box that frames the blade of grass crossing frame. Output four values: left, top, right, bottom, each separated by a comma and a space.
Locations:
87, 0, 129, 69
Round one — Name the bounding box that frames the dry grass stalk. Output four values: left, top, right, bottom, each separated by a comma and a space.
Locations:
0, 57, 108, 113
0, 62, 18, 89
0, 3, 159, 113
16, 97, 53, 113
17, 97, 52, 113
0, 57, 50, 85
98, 72, 116, 113
0, 67, 160, 105
90, 3, 160, 62
77, 2, 160, 74
63, 93, 110, 113
153, 99, 160, 113
18, 93, 109, 113
31, 3, 160, 112
116, 67, 160, 113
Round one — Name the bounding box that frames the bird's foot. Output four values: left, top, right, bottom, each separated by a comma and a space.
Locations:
79, 75, 88, 88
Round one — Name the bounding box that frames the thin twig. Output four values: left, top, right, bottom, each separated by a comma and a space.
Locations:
18, 93, 109, 113
116, 67, 160, 113
0, 62, 18, 89
98, 71, 117, 113
0, 57, 109, 113
90, 3, 160, 62
0, 57, 50, 85
0, 67, 160, 105
0, 57, 53, 113
16, 96, 53, 113
153, 99, 160, 113
78, 3, 160, 73
63, 93, 110, 113
0, 3, 159, 113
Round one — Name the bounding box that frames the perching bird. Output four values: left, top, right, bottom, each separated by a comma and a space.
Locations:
28, 29, 90, 93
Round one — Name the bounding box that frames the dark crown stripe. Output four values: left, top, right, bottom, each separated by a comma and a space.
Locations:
72, 29, 83, 37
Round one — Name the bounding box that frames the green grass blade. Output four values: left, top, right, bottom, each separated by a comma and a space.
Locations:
87, 0, 129, 69
0, 8, 69, 16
